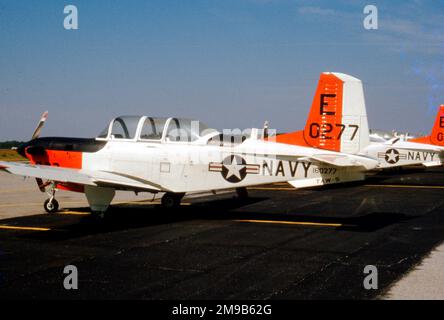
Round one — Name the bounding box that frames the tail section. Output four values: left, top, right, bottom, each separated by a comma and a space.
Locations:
276, 72, 370, 154
409, 105, 444, 146
430, 105, 444, 146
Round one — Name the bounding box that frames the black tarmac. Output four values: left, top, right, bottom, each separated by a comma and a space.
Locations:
1, 167, 444, 299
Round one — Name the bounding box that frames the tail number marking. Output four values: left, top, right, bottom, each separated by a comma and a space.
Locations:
309, 123, 359, 140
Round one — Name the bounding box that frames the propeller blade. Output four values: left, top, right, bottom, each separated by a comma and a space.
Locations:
30, 111, 49, 192
31, 111, 49, 140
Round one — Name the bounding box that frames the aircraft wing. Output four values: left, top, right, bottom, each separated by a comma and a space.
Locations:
389, 140, 443, 152
0, 161, 163, 192
238, 140, 378, 170
300, 153, 378, 170
273, 153, 378, 170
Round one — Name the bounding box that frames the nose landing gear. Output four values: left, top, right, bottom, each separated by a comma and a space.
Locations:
43, 183, 59, 213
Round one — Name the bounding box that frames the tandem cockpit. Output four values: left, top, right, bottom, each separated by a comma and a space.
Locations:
96, 116, 220, 144
96, 116, 269, 146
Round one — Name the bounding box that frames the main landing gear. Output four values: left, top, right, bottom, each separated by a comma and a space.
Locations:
236, 187, 248, 199
43, 183, 59, 213
161, 192, 185, 209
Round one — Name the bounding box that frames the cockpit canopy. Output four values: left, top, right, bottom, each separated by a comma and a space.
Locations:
97, 116, 218, 142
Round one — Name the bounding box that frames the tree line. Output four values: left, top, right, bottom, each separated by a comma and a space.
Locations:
0, 141, 25, 149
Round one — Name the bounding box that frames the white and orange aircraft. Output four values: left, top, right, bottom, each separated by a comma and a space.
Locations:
408, 105, 444, 148
362, 106, 444, 168
0, 72, 439, 217
276, 74, 443, 169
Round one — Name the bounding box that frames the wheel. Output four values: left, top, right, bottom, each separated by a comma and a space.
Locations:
44, 198, 59, 213
91, 211, 106, 219
236, 187, 249, 199
161, 193, 184, 209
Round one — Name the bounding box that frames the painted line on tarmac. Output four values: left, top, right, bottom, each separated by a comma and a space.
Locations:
0, 225, 51, 232
58, 210, 90, 216
249, 184, 444, 191
114, 200, 191, 206
234, 219, 352, 228
364, 184, 444, 189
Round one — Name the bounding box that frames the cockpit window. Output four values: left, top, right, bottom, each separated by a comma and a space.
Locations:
165, 118, 187, 142
97, 115, 217, 142
140, 117, 167, 140
165, 118, 216, 142
110, 116, 141, 140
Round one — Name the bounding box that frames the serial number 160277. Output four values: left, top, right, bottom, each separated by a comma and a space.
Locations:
313, 167, 337, 175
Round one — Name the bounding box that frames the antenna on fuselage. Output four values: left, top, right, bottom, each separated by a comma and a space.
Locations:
263, 120, 269, 139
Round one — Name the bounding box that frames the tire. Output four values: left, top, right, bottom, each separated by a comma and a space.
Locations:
91, 211, 106, 219
44, 198, 59, 213
236, 187, 249, 199
161, 193, 183, 209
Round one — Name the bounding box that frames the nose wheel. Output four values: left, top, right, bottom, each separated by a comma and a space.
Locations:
43, 182, 59, 213
44, 198, 59, 213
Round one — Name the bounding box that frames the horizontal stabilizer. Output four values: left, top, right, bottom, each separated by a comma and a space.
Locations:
423, 161, 442, 167
308, 153, 377, 170
288, 170, 365, 189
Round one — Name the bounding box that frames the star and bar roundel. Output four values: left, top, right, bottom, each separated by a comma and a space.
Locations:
377, 148, 406, 164
209, 155, 260, 183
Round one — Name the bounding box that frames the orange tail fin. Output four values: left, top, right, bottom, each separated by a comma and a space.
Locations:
275, 72, 370, 154
410, 105, 444, 146
430, 105, 444, 146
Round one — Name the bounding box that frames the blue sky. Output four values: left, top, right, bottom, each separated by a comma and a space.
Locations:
0, 0, 443, 140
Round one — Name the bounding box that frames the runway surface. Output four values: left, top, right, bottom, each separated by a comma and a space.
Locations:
1, 167, 444, 299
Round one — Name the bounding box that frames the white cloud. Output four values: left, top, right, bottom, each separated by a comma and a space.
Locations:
362, 16, 444, 55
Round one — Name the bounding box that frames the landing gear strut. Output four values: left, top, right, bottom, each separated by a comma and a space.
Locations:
44, 183, 59, 213
161, 192, 185, 209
